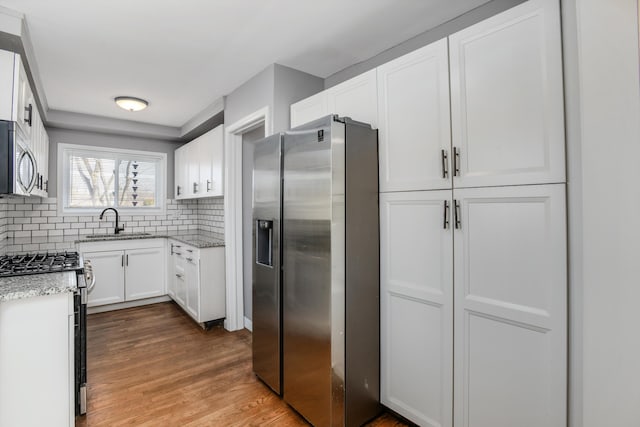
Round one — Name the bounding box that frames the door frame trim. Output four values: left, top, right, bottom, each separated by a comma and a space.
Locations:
223, 106, 270, 331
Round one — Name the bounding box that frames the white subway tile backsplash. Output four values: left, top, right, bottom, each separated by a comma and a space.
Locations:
0, 197, 225, 252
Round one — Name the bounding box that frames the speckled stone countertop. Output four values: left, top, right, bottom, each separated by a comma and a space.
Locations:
0, 271, 77, 302
75, 230, 225, 249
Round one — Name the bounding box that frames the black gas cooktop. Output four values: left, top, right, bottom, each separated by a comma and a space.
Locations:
0, 252, 82, 277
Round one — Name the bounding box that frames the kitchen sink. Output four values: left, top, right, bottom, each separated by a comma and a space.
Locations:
85, 232, 152, 239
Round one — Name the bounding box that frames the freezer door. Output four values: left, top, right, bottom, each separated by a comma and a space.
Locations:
282, 116, 345, 427
252, 133, 283, 394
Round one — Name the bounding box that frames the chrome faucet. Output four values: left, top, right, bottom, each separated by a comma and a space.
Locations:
99, 208, 125, 234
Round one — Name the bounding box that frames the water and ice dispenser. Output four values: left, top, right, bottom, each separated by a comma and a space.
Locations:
255, 219, 273, 267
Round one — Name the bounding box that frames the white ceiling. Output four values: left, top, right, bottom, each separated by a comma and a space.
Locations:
0, 0, 490, 128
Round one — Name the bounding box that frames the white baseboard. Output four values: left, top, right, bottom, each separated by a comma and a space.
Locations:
87, 295, 171, 314
244, 316, 253, 331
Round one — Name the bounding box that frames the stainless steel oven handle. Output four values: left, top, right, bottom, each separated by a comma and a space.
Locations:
87, 273, 96, 294
84, 260, 97, 294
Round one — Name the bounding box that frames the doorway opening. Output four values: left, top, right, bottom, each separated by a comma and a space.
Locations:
223, 107, 270, 331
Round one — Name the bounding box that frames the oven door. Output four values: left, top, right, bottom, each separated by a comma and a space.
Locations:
15, 135, 37, 195
75, 273, 88, 416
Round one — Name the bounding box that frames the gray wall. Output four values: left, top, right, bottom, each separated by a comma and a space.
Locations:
224, 64, 275, 130
224, 63, 323, 134
325, 0, 525, 88
274, 64, 324, 132
47, 127, 183, 199
242, 124, 266, 323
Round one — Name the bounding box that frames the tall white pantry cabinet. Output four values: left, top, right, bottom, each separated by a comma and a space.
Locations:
380, 0, 566, 426
291, 0, 567, 426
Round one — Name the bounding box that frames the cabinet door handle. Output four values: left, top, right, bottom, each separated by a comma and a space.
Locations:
25, 104, 33, 127
453, 147, 461, 177
177, 185, 181, 196
193, 182, 198, 193
207, 180, 212, 192
443, 200, 450, 229
126, 254, 129, 266
121, 255, 124, 267
186, 257, 193, 262
454, 200, 461, 229
441, 149, 449, 179
44, 180, 48, 192
175, 273, 183, 279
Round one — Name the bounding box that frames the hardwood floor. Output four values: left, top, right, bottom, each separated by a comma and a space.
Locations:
76, 302, 409, 426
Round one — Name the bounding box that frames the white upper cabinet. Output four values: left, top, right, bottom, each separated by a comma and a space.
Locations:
290, 91, 328, 128
449, 0, 565, 188
380, 190, 453, 427
327, 69, 378, 127
187, 139, 200, 197
452, 183, 566, 427
0, 50, 17, 122
290, 69, 377, 129
198, 125, 224, 197
1, 50, 50, 197
174, 145, 187, 199
175, 124, 224, 200
0, 51, 34, 139
15, 62, 35, 141
377, 39, 452, 192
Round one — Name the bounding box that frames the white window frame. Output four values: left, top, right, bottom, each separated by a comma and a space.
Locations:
58, 143, 167, 216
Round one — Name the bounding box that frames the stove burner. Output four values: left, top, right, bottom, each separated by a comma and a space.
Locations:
0, 251, 82, 277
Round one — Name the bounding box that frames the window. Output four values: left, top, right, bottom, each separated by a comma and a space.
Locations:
59, 144, 166, 214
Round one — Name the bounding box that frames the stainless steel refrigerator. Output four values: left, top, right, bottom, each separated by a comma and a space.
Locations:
252, 115, 380, 427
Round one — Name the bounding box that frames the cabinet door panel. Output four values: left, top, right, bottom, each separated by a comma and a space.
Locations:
327, 69, 378, 127
167, 244, 177, 298
377, 38, 451, 192
187, 141, 200, 197
125, 247, 165, 301
16, 61, 34, 141
0, 50, 16, 121
290, 91, 328, 128
175, 263, 187, 307
453, 184, 566, 427
449, 0, 565, 187
380, 191, 453, 427
85, 250, 125, 307
174, 146, 187, 199
185, 257, 199, 320
199, 125, 224, 197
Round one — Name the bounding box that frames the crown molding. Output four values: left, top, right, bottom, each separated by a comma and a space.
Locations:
46, 110, 182, 141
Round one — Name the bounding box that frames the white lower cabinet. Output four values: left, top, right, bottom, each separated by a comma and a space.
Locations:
453, 184, 566, 427
83, 250, 125, 306
125, 247, 166, 301
168, 240, 225, 324
380, 190, 453, 427
381, 184, 566, 427
80, 239, 166, 308
0, 292, 74, 427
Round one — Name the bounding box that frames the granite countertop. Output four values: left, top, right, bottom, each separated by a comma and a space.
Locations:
75, 230, 225, 249
0, 271, 77, 302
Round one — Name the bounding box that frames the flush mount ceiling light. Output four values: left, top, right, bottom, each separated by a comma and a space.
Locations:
114, 96, 148, 112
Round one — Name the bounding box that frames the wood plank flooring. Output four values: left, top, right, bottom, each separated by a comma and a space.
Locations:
76, 302, 409, 426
